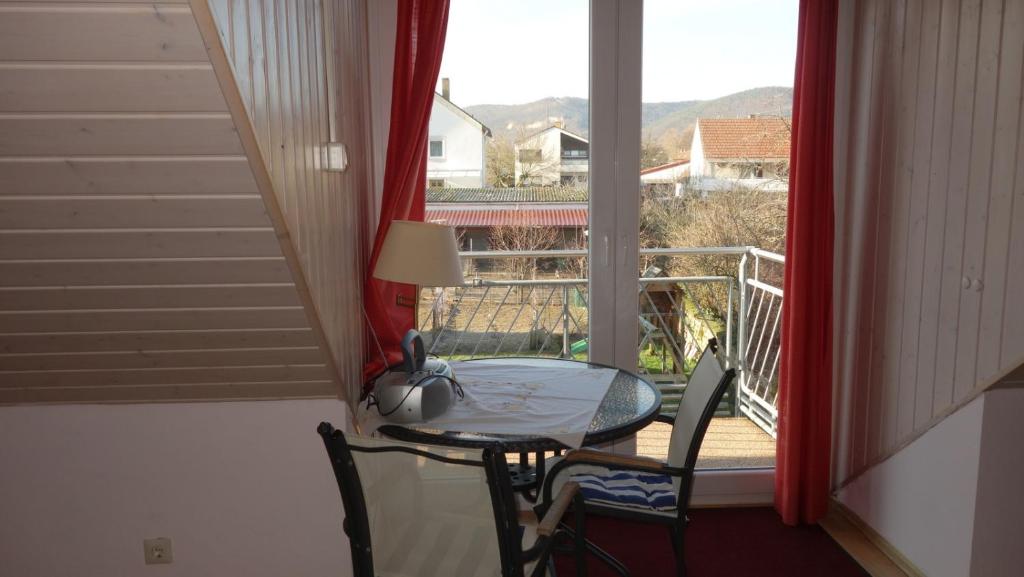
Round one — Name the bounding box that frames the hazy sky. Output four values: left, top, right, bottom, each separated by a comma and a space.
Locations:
438, 0, 799, 107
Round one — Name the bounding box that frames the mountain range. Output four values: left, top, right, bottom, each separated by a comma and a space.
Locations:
464, 86, 794, 157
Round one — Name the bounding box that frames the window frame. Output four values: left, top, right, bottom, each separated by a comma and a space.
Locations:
428, 136, 446, 160
589, 1, 776, 505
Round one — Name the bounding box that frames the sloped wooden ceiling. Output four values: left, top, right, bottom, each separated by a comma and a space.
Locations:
0, 0, 367, 403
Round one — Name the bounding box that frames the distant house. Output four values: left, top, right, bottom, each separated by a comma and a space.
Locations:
640, 157, 690, 196
514, 125, 589, 187
424, 186, 588, 252
427, 80, 492, 188
689, 117, 790, 192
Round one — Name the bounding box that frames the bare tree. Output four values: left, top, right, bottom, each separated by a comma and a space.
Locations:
671, 186, 786, 315
485, 135, 516, 187
641, 135, 670, 169
488, 224, 560, 281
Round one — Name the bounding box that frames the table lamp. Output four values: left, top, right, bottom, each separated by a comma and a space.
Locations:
374, 219, 465, 298
370, 220, 465, 422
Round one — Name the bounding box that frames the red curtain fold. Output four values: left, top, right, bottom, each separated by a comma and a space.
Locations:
363, 0, 451, 388
775, 0, 838, 525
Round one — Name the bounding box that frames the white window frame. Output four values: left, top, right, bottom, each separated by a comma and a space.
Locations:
428, 136, 446, 160
588, 0, 641, 372
588, 0, 774, 505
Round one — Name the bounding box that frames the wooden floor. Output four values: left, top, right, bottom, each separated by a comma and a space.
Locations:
637, 417, 777, 468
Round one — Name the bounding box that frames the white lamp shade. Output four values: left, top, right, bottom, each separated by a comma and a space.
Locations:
373, 220, 465, 287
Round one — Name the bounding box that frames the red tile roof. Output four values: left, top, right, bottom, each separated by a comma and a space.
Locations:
425, 208, 587, 228
640, 158, 691, 175
697, 117, 791, 159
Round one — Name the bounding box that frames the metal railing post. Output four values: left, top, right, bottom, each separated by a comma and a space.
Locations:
736, 251, 749, 414
562, 285, 571, 358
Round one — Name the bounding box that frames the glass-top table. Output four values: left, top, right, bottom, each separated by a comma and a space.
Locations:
377, 357, 662, 494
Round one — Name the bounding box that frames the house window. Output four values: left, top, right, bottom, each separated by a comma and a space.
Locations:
429, 138, 445, 159
428, 178, 446, 188
519, 148, 542, 162
740, 162, 765, 178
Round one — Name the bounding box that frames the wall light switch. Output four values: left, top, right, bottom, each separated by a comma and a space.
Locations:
143, 537, 173, 565
324, 142, 349, 172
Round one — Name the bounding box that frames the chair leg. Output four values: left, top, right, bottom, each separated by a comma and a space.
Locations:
667, 524, 687, 577
557, 525, 629, 577
572, 496, 587, 577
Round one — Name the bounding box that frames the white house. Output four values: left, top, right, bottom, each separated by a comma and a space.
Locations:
640, 157, 690, 196
427, 80, 491, 188
514, 125, 589, 187
689, 117, 790, 192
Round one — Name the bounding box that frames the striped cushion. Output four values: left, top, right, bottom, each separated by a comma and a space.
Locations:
571, 470, 677, 512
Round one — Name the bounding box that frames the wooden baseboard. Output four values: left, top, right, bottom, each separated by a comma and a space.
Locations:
820, 499, 924, 577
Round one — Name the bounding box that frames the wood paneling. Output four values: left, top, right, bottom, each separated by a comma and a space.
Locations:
0, 258, 293, 286
0, 65, 227, 112
0, 157, 258, 196
0, 329, 319, 354
0, 0, 357, 402
0, 347, 324, 371
0, 285, 302, 310
0, 380, 335, 405
0, 114, 243, 156
1, 364, 329, 388
0, 230, 283, 259
0, 4, 207, 61
0, 196, 270, 229
835, 0, 1024, 483
206, 0, 369, 405
0, 307, 311, 332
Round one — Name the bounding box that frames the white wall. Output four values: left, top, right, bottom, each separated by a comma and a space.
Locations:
837, 395, 983, 577
970, 388, 1024, 577
0, 400, 353, 577
689, 123, 706, 178
427, 100, 485, 187
514, 129, 561, 186
837, 387, 1024, 577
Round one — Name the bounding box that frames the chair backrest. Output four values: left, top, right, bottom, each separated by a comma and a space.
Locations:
317, 423, 522, 577
665, 340, 736, 506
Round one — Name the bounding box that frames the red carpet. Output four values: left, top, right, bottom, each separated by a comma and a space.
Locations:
553, 507, 869, 577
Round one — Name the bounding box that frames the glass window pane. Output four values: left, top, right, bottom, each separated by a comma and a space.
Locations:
421, 0, 590, 374
638, 0, 798, 470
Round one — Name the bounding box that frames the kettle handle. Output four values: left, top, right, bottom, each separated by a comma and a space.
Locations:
400, 329, 426, 373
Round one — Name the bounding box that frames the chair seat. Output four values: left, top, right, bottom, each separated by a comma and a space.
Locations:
571, 469, 678, 512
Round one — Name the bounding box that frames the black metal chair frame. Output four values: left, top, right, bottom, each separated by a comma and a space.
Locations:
535, 340, 737, 577
318, 422, 590, 577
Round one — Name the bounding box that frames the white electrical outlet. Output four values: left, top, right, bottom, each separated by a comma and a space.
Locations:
143, 537, 173, 565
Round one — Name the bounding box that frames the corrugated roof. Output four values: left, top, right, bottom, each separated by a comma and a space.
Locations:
426, 187, 588, 203
697, 117, 791, 159
425, 207, 588, 227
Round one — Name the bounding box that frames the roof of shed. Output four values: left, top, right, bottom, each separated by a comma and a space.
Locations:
426, 187, 588, 203
425, 207, 587, 227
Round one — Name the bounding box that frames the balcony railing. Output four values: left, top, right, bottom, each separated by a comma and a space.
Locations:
417, 246, 784, 437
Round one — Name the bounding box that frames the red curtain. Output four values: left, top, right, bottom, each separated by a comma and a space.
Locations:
363, 0, 451, 388
775, 0, 838, 525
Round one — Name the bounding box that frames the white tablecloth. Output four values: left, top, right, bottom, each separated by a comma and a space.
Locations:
356, 361, 618, 449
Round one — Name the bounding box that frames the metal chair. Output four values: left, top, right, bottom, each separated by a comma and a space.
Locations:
318, 423, 588, 577
536, 339, 736, 577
